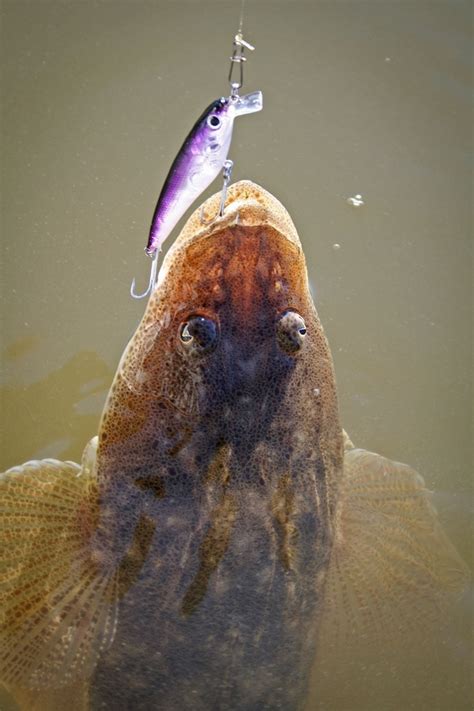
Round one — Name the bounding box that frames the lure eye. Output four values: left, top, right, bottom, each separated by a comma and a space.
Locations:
276, 311, 307, 355
207, 115, 221, 129
179, 316, 218, 355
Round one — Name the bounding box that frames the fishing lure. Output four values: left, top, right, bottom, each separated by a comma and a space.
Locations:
131, 33, 262, 299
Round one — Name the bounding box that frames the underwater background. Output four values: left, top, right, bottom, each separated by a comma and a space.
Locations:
1, 1, 472, 709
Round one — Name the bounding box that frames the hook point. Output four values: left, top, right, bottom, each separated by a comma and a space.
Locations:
130, 252, 158, 300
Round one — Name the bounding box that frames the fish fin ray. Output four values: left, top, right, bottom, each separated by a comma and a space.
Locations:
320, 446, 470, 652
1, 440, 118, 690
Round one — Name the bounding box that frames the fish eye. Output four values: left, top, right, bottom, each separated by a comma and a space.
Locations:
180, 323, 193, 342
179, 316, 218, 355
207, 115, 221, 129
276, 310, 307, 355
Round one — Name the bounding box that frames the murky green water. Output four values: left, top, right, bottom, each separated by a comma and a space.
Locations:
1, 1, 472, 709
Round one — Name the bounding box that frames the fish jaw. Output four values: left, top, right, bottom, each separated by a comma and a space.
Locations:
157, 180, 304, 289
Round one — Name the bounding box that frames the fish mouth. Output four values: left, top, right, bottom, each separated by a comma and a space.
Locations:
155, 181, 309, 336
188, 180, 302, 249
157, 181, 303, 287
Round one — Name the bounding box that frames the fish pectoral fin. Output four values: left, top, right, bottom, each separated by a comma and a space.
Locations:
319, 446, 470, 654
0, 438, 118, 692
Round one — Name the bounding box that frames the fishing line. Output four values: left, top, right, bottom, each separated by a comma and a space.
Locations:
238, 0, 246, 35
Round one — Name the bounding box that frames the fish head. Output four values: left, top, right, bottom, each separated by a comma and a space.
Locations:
100, 181, 341, 498
156, 181, 310, 410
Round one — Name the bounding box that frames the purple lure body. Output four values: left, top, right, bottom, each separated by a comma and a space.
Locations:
145, 91, 262, 257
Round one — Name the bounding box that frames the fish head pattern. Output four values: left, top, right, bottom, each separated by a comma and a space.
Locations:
99, 181, 342, 499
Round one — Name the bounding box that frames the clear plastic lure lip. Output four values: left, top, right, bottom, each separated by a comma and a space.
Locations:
233, 90, 263, 116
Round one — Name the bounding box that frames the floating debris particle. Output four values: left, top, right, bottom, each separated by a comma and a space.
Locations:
347, 194, 365, 207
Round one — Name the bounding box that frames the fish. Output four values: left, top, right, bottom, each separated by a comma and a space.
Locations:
0, 181, 469, 710
145, 92, 262, 257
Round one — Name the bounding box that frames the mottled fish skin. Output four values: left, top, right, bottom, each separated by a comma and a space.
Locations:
91, 181, 343, 709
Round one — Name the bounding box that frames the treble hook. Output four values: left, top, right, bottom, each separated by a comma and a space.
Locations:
228, 33, 255, 98
200, 159, 234, 225
130, 250, 159, 299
